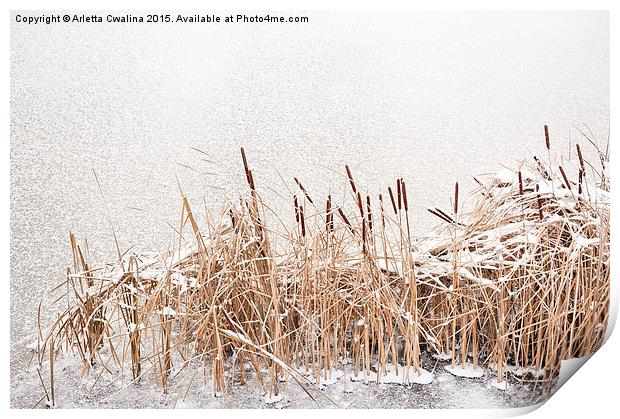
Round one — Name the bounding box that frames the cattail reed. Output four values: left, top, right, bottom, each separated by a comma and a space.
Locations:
294, 177, 314, 204
337, 207, 353, 230
345, 165, 357, 194
361, 221, 367, 254
387, 187, 398, 215
428, 208, 454, 224
240, 147, 255, 190
299, 205, 306, 238
576, 143, 585, 173
453, 182, 459, 215
366, 195, 373, 232
559, 166, 572, 190
401, 180, 409, 213
293, 195, 300, 224
356, 192, 364, 219
544, 125, 550, 150
396, 179, 402, 212
326, 195, 333, 234
41, 143, 609, 406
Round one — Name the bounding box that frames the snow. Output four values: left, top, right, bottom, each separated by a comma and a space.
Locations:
262, 393, 283, 404
490, 379, 510, 391
488, 362, 546, 378
351, 364, 433, 385
573, 235, 600, 250
159, 307, 177, 316
444, 363, 485, 378
308, 368, 344, 386
496, 169, 518, 184
26, 339, 39, 351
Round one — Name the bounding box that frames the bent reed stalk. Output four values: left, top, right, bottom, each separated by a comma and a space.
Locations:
37, 136, 609, 404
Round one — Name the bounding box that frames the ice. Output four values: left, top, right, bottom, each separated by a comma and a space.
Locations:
444, 363, 485, 378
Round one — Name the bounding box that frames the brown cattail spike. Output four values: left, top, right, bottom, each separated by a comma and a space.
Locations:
240, 147, 255, 190
559, 166, 572, 190
454, 182, 459, 215
299, 205, 306, 238
337, 207, 353, 230
396, 179, 402, 211
366, 195, 373, 232
576, 143, 586, 173
356, 192, 364, 218
387, 187, 398, 215
293, 195, 300, 223
518, 171, 524, 195
247, 170, 256, 191
294, 177, 314, 205
401, 180, 409, 212
361, 222, 367, 254
428, 208, 454, 224
345, 165, 357, 194
326, 195, 333, 233
436, 208, 455, 224
544, 125, 550, 150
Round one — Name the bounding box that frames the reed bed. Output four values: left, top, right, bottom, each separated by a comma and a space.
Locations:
36, 132, 609, 406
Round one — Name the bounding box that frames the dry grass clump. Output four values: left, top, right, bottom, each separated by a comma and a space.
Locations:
35, 132, 609, 406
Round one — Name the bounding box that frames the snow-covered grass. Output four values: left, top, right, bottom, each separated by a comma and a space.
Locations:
33, 137, 609, 408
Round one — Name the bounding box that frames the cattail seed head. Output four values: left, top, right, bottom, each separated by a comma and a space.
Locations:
345, 165, 357, 194
366, 195, 373, 232
361, 221, 367, 254
326, 195, 333, 233
299, 205, 306, 238
454, 182, 459, 215
576, 143, 585, 173
240, 147, 256, 190
356, 191, 364, 218
293, 195, 300, 223
387, 187, 398, 215
396, 179, 402, 211
559, 166, 572, 190
337, 207, 353, 230
294, 177, 314, 204
401, 180, 409, 212
544, 125, 550, 150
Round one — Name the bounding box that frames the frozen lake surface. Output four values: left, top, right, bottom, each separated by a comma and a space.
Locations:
10, 11, 608, 408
